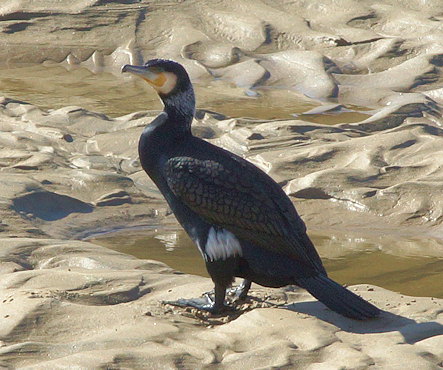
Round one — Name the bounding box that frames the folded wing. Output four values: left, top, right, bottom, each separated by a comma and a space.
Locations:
165, 156, 326, 275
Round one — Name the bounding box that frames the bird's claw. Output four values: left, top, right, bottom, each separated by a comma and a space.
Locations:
226, 285, 247, 300
226, 280, 251, 301
163, 296, 228, 314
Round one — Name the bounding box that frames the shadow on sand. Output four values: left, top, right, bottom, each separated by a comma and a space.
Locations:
285, 300, 443, 344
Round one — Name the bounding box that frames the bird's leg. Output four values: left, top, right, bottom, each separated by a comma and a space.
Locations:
204, 279, 252, 303
203, 279, 252, 304
163, 282, 229, 314
212, 283, 229, 313
227, 279, 251, 301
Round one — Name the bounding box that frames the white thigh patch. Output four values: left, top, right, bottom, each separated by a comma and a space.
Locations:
204, 227, 243, 262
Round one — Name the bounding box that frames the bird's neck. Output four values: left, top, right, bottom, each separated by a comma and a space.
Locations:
161, 87, 195, 136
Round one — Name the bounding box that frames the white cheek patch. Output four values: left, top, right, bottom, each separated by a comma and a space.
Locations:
158, 72, 177, 95
204, 227, 243, 262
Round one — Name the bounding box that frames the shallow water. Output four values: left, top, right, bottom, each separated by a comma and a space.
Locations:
4, 62, 441, 299
0, 64, 370, 121
91, 227, 443, 299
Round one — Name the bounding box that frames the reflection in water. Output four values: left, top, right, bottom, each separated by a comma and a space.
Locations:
91, 227, 443, 299
154, 232, 179, 252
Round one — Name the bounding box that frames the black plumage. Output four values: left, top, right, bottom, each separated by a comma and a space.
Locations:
122, 59, 380, 320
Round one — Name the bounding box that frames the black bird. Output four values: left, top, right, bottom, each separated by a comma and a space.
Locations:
122, 59, 380, 320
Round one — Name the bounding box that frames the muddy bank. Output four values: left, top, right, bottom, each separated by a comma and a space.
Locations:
0, 93, 442, 367
2, 0, 443, 106
0, 238, 442, 368
0, 1, 442, 235
0, 0, 443, 368
0, 95, 442, 239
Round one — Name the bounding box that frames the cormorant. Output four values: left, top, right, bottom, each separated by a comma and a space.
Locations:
122, 59, 380, 320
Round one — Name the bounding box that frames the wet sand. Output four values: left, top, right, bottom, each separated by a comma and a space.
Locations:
0, 0, 443, 368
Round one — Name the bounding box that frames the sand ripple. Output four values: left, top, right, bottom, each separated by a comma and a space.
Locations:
0, 238, 441, 368
0, 0, 443, 367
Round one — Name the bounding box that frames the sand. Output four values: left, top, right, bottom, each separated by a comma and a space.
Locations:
0, 237, 442, 368
0, 0, 443, 368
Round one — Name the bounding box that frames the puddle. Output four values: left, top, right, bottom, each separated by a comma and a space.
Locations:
5, 62, 439, 299
91, 227, 443, 299
0, 63, 370, 121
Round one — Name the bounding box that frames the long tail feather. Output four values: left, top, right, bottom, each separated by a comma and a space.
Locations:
297, 274, 380, 320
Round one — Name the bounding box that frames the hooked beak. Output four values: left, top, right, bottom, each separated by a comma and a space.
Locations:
122, 64, 177, 95
121, 64, 167, 88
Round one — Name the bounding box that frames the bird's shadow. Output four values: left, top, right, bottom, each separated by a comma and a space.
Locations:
284, 300, 443, 345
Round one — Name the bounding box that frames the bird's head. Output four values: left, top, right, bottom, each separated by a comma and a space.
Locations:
122, 59, 195, 130
122, 59, 190, 97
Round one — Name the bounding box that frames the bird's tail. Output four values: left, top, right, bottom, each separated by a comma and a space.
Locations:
297, 274, 380, 320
